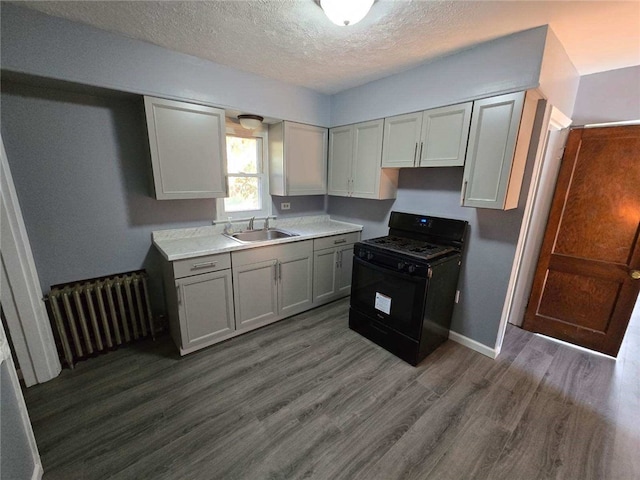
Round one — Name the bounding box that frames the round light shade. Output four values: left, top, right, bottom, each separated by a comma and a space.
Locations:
237, 114, 264, 130
320, 0, 374, 26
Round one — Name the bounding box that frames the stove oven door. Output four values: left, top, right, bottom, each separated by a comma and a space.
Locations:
350, 256, 427, 340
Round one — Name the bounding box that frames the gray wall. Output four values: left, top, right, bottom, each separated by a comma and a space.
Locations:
330, 164, 533, 348
1, 82, 215, 312
0, 82, 329, 315
572, 66, 640, 126
1, 4, 331, 127
330, 26, 546, 126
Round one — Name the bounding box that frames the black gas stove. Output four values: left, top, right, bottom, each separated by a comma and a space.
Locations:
349, 211, 468, 365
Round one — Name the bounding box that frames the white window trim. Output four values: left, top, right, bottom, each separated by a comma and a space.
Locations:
216, 121, 272, 223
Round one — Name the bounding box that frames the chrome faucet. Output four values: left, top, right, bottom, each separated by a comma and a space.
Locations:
263, 217, 270, 230
248, 216, 255, 230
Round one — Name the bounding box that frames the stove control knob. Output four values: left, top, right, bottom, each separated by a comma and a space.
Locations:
407, 265, 416, 274
358, 250, 366, 258
397, 262, 405, 271
366, 252, 374, 260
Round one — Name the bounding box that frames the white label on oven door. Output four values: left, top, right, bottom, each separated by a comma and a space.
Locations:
375, 292, 392, 315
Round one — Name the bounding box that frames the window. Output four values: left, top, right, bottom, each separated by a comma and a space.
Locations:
217, 122, 270, 221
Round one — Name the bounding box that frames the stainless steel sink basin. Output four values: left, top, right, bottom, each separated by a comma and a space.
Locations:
224, 228, 299, 243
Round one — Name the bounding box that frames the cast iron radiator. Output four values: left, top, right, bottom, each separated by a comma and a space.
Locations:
45, 270, 154, 368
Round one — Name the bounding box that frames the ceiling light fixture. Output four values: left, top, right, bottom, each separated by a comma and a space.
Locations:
237, 114, 264, 130
320, 0, 374, 26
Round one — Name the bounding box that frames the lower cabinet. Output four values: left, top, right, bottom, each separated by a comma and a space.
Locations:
232, 240, 313, 333
164, 252, 236, 355
163, 233, 360, 356
313, 232, 360, 305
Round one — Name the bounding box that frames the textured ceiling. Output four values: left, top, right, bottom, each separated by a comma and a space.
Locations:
17, 1, 640, 94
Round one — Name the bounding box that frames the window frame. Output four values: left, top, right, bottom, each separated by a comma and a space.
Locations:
216, 121, 271, 222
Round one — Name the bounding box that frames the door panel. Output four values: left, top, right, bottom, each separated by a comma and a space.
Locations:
313, 248, 337, 303
381, 112, 422, 168
523, 126, 640, 356
419, 102, 472, 167
178, 270, 234, 347
233, 260, 278, 330
327, 126, 352, 196
337, 245, 354, 295
279, 254, 313, 317
352, 120, 384, 198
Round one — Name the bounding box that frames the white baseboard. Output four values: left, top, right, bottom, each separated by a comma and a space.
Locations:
448, 330, 499, 359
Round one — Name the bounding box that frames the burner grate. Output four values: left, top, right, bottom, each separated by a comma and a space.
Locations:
363, 235, 456, 261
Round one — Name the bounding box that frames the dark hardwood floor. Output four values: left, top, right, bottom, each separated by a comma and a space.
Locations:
24, 297, 640, 479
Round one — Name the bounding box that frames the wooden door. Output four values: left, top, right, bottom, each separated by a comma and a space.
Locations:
523, 126, 640, 356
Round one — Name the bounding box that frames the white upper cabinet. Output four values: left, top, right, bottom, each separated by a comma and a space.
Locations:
462, 91, 539, 210
381, 103, 472, 168
381, 112, 423, 168
269, 121, 328, 196
419, 103, 472, 167
328, 119, 398, 200
144, 96, 227, 200
327, 125, 353, 197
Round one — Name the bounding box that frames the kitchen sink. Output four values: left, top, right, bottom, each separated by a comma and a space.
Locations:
224, 228, 299, 243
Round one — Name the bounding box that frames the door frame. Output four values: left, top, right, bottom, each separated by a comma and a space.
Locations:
1, 136, 61, 386
1, 321, 43, 479
494, 104, 572, 354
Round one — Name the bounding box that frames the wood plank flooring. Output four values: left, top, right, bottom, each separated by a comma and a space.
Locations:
23, 298, 640, 479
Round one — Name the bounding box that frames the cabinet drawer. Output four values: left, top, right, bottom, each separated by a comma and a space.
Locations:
313, 232, 360, 251
173, 253, 231, 278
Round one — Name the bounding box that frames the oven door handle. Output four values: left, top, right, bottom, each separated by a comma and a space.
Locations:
353, 256, 427, 283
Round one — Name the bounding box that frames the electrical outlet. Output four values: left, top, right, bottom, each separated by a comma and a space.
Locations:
281, 202, 291, 210
455, 290, 460, 303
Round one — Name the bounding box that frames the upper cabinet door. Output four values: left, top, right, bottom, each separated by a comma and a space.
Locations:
462, 92, 526, 209
351, 119, 386, 199
144, 96, 227, 200
419, 102, 472, 167
269, 122, 328, 196
381, 112, 423, 168
284, 122, 328, 196
327, 125, 353, 197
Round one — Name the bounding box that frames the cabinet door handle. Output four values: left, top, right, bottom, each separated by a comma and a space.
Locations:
334, 239, 347, 245
274, 263, 278, 282
278, 262, 282, 281
176, 284, 182, 305
192, 261, 217, 270
418, 142, 423, 166
460, 180, 468, 205
339, 250, 343, 268
413, 142, 418, 167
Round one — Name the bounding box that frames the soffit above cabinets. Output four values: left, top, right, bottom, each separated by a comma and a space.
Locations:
18, 1, 640, 94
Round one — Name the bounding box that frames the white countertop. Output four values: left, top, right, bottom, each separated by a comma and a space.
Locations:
152, 215, 363, 261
